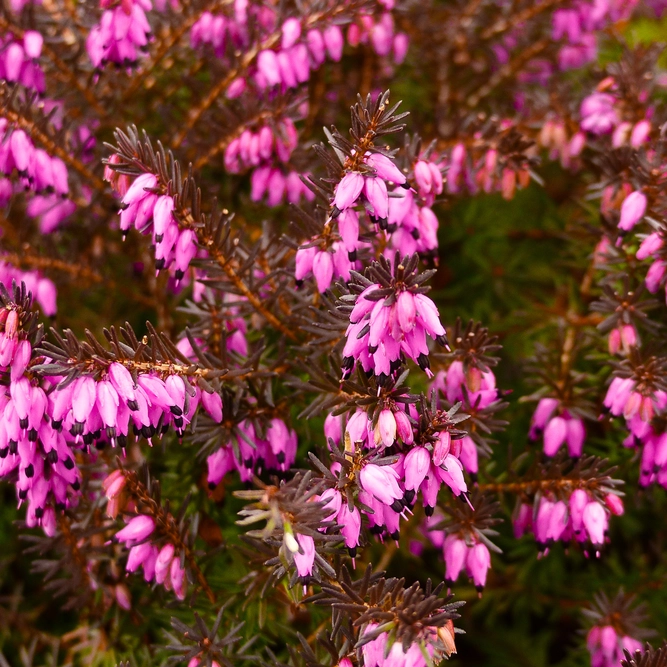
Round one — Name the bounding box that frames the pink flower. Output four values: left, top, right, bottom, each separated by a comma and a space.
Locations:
155, 543, 175, 584
404, 446, 430, 491
364, 152, 406, 185
293, 533, 315, 580
566, 417, 585, 457
281, 18, 301, 50
443, 534, 467, 585
334, 172, 364, 211
582, 501, 607, 546
359, 464, 403, 510
364, 176, 389, 219
115, 515, 155, 544
323, 25, 343, 61
529, 397, 559, 438
360, 624, 388, 667
374, 409, 397, 448
580, 93, 618, 135
337, 503, 361, 555
543, 415, 567, 456
394, 410, 413, 444
636, 232, 663, 260
312, 250, 334, 293
466, 542, 491, 591
257, 49, 281, 87
618, 191, 647, 232
201, 390, 223, 423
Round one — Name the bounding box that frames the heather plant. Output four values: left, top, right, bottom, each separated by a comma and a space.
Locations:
2, 1, 667, 666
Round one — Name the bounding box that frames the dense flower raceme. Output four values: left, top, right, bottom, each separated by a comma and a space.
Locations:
530, 74, 653, 182
206, 417, 298, 487
0, 30, 45, 93
0, 358, 224, 534
340, 255, 449, 381
224, 118, 297, 173
295, 149, 446, 292
513, 487, 624, 556
0, 119, 69, 198
0, 91, 88, 232
191, 4, 407, 97
104, 480, 188, 601
87, 0, 154, 69
430, 361, 501, 476
106, 167, 198, 280
604, 362, 667, 488
432, 136, 535, 202
490, 0, 638, 75
223, 116, 315, 206
0, 296, 69, 537
550, 1, 637, 71
315, 399, 472, 558
0, 287, 224, 536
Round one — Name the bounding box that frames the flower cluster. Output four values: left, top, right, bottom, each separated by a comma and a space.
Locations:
206, 416, 297, 486
0, 121, 69, 197
0, 281, 224, 538
441, 533, 491, 592
604, 357, 667, 488
0, 289, 77, 537
1, 31, 45, 92
105, 474, 188, 601
342, 255, 448, 381
111, 171, 198, 280
513, 487, 623, 557
431, 356, 501, 476
191, 5, 407, 96
553, 1, 635, 70
87, 0, 153, 69
223, 116, 315, 205
587, 626, 643, 667
360, 620, 457, 667
224, 118, 297, 173
439, 137, 533, 201
583, 592, 651, 667
295, 151, 406, 292
347, 8, 408, 65
316, 397, 472, 560
0, 261, 57, 316
0, 110, 78, 233
529, 397, 586, 458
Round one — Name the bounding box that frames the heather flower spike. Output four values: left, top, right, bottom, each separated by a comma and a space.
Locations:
342, 253, 449, 383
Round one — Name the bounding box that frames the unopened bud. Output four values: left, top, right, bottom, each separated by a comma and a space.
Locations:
284, 526, 300, 553
437, 619, 457, 656
5, 309, 19, 338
